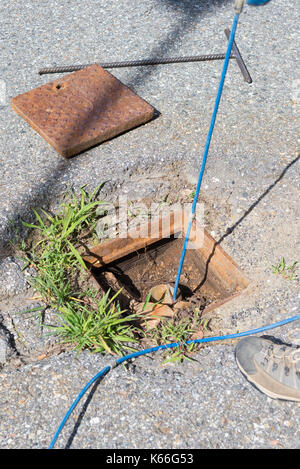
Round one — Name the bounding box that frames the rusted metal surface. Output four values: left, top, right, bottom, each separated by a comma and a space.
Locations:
10, 65, 155, 157
83, 211, 186, 268
83, 210, 249, 306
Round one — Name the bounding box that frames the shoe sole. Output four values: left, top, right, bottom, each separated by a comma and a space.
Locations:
236, 358, 300, 403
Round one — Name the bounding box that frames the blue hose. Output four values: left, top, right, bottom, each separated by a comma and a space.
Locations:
48, 313, 300, 449
173, 12, 241, 302
48, 4, 293, 449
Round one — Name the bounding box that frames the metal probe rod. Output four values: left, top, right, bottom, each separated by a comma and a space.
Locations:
39, 53, 233, 75
39, 29, 252, 83
172, 13, 242, 302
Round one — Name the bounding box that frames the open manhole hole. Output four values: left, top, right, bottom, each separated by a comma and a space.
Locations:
83, 210, 249, 326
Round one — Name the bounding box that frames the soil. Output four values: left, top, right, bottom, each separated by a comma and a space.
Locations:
91, 235, 221, 316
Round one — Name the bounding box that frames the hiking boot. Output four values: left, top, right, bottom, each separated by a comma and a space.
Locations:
235, 336, 300, 402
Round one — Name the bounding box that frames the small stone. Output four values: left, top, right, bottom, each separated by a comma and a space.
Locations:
150, 284, 175, 305
151, 304, 174, 318
173, 301, 191, 311
133, 302, 173, 318
190, 329, 204, 341
135, 302, 174, 330
133, 301, 157, 315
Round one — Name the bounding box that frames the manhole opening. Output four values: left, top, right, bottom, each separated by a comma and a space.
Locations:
89, 227, 248, 315
91, 234, 217, 310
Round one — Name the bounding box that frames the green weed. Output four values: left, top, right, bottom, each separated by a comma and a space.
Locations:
19, 184, 104, 305
16, 184, 211, 361
49, 289, 140, 355
144, 307, 207, 364
272, 257, 298, 281
17, 184, 142, 356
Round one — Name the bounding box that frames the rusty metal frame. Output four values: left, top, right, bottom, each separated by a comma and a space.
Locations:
83, 210, 249, 312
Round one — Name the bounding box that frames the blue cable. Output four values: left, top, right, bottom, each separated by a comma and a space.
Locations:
173, 12, 241, 302
48, 2, 290, 449
49, 313, 300, 448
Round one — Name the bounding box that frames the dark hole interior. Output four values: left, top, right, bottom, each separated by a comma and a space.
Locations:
91, 235, 222, 311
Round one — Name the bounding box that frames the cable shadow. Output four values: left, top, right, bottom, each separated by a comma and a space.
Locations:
115, 0, 231, 90
193, 154, 300, 293
64, 371, 109, 449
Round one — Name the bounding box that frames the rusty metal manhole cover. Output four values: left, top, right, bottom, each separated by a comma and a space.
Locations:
11, 65, 155, 157
83, 210, 249, 315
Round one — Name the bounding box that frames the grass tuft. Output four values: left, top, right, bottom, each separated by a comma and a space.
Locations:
272, 257, 298, 281
17, 184, 141, 356
15, 184, 210, 361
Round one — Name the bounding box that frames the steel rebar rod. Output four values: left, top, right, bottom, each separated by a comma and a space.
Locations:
38, 53, 235, 75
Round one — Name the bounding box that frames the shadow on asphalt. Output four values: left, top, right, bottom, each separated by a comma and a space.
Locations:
194, 153, 300, 293
64, 371, 109, 449
1, 0, 231, 258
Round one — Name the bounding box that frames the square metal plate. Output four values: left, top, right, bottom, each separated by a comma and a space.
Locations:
11, 65, 155, 157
